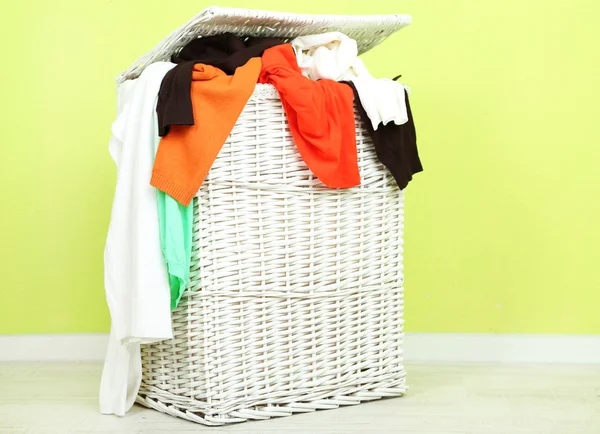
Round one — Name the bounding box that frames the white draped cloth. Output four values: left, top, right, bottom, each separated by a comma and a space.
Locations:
292, 32, 408, 130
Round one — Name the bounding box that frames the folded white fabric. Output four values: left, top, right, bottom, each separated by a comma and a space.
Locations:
100, 61, 176, 416
292, 32, 408, 130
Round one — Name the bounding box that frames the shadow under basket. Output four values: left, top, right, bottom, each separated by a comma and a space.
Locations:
135, 84, 406, 425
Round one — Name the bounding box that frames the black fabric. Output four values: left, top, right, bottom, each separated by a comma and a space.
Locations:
156, 33, 284, 137
343, 81, 423, 189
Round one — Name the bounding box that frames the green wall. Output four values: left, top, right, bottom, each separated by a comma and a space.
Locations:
1, 0, 599, 334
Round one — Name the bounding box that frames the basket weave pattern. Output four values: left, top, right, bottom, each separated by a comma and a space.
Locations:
117, 6, 412, 83
135, 85, 406, 425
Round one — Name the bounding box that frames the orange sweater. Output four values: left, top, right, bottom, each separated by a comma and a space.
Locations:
258, 44, 360, 188
151, 58, 261, 206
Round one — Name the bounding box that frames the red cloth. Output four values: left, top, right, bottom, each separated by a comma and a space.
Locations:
258, 44, 360, 188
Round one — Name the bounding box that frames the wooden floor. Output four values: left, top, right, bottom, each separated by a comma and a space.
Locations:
0, 362, 598, 434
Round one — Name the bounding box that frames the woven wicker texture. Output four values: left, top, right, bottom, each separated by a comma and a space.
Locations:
117, 6, 412, 83
136, 84, 406, 425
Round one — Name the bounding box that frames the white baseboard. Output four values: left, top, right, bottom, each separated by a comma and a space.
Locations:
404, 333, 600, 364
0, 334, 109, 362
1, 333, 599, 364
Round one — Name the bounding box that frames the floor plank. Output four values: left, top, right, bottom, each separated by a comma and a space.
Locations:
0, 362, 598, 433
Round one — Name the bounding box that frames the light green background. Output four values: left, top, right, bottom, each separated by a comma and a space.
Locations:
1, 0, 599, 334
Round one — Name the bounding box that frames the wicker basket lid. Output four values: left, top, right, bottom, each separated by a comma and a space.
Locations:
117, 6, 411, 83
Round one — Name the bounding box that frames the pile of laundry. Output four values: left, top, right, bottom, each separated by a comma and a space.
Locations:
100, 32, 422, 416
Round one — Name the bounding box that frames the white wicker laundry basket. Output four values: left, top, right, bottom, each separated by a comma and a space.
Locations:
124, 7, 410, 426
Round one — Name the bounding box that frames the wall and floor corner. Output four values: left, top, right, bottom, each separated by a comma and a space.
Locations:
1, 0, 599, 360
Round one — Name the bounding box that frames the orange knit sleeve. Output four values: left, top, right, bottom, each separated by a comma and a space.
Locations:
151, 58, 261, 206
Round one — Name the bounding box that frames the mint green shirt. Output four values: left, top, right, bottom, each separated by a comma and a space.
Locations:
157, 192, 193, 311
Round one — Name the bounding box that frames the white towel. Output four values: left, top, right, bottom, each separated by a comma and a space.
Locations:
100, 62, 176, 416
292, 32, 408, 130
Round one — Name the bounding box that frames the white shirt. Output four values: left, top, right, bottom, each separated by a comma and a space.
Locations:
100, 62, 176, 416
292, 32, 408, 131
